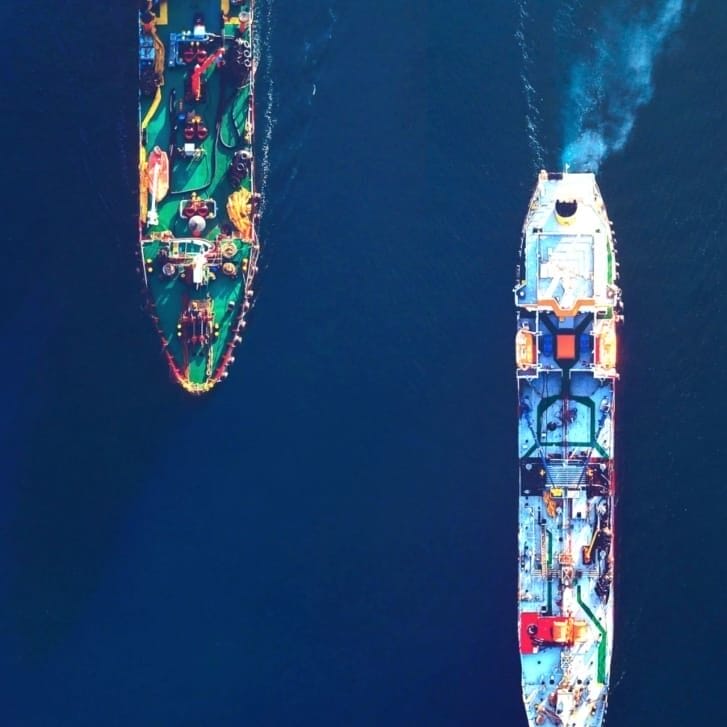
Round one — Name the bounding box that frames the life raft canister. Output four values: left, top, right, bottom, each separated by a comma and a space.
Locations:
220, 241, 237, 260
182, 44, 196, 64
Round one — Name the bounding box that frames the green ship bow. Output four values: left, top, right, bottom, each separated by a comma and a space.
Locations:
138, 0, 260, 394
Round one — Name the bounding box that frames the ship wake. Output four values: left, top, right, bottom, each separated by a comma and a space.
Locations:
255, 0, 276, 218
516, 0, 687, 172
515, 0, 546, 171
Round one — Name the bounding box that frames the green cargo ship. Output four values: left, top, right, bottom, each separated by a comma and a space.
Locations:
138, 0, 260, 393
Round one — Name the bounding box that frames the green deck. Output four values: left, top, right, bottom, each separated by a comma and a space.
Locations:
138, 0, 259, 393
577, 585, 608, 684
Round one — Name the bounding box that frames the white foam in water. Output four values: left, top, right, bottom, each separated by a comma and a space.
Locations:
515, 0, 546, 171
254, 2, 337, 217
562, 0, 685, 172
255, 0, 275, 217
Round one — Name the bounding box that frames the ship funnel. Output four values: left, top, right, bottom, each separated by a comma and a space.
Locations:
555, 199, 578, 226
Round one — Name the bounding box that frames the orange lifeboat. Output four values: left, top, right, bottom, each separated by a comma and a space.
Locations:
515, 327, 536, 369
147, 146, 169, 201
595, 322, 617, 369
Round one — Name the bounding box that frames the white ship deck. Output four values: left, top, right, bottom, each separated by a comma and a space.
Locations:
516, 173, 616, 317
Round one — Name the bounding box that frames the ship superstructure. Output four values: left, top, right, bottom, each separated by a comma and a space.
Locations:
138, 0, 260, 393
514, 171, 622, 726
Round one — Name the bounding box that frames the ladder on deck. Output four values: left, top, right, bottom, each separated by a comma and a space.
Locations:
547, 462, 586, 488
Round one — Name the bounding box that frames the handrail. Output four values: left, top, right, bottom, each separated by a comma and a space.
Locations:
576, 585, 607, 684
141, 86, 162, 131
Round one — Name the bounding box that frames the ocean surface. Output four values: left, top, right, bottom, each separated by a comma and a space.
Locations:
2, 1, 726, 724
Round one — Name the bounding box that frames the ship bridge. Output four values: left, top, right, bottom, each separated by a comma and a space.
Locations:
514, 171, 619, 318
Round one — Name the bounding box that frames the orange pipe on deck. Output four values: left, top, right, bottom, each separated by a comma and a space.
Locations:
190, 48, 225, 101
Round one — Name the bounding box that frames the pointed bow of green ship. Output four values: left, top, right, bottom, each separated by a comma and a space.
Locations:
138, 0, 260, 394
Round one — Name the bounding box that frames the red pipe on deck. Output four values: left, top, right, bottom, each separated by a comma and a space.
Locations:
190, 48, 225, 101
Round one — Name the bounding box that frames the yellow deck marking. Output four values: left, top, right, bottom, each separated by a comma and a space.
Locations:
157, 0, 168, 25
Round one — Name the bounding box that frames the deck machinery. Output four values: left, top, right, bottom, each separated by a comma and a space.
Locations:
138, 0, 260, 393
514, 171, 622, 726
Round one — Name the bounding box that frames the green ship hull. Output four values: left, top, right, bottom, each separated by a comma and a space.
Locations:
138, 0, 259, 394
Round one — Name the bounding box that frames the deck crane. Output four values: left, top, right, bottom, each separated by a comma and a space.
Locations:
190, 47, 226, 102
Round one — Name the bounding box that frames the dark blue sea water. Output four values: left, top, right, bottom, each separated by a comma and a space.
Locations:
2, 1, 726, 724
